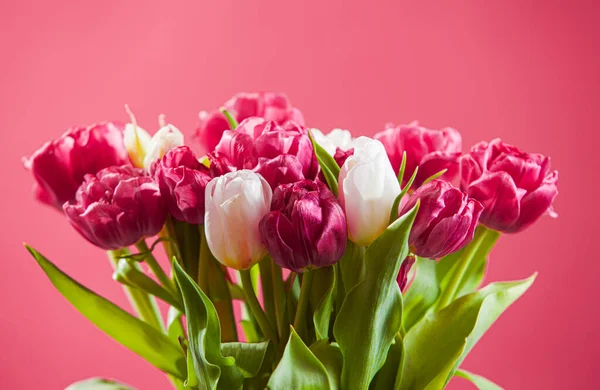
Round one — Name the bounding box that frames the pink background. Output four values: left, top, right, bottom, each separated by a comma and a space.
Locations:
1, 1, 598, 389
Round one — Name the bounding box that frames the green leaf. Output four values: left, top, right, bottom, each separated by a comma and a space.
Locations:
221, 341, 271, 378
25, 245, 186, 379
370, 335, 403, 390
333, 204, 419, 390
398, 275, 536, 390
308, 129, 341, 196
437, 226, 501, 301
311, 266, 336, 340
402, 257, 440, 331
338, 241, 365, 295
65, 378, 135, 390
113, 257, 184, 311
267, 327, 331, 390
310, 340, 343, 390
173, 260, 244, 390
455, 369, 504, 390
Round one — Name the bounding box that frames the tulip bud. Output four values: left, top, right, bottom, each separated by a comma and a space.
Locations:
123, 123, 152, 168
63, 166, 167, 250
204, 170, 272, 270
333, 148, 354, 168
23, 122, 129, 209
259, 180, 347, 272
399, 179, 483, 259
459, 138, 558, 233
375, 123, 462, 187
143, 124, 185, 172
397, 255, 416, 292
338, 137, 401, 246
154, 146, 212, 224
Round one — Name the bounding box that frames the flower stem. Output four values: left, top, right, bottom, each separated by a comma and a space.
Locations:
293, 271, 314, 340
240, 268, 278, 343
436, 226, 500, 309
135, 240, 178, 297
271, 261, 289, 343
107, 250, 164, 331
259, 256, 277, 331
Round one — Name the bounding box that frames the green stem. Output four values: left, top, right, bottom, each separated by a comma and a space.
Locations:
197, 225, 210, 294
161, 216, 182, 264
271, 260, 288, 343
293, 271, 314, 340
437, 226, 498, 309
259, 256, 277, 331
107, 250, 164, 331
135, 240, 178, 297
240, 269, 278, 342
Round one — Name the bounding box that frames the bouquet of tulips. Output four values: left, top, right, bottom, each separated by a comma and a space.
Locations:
23, 92, 559, 390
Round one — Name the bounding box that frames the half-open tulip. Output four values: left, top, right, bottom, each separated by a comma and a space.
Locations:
23, 122, 129, 209
399, 179, 483, 259
338, 137, 401, 246
154, 146, 212, 224
204, 170, 272, 270
63, 166, 167, 250
259, 180, 347, 272
143, 124, 185, 172
375, 122, 462, 187
459, 138, 558, 233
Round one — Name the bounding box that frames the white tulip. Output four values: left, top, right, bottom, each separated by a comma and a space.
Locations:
338, 137, 401, 246
143, 124, 185, 169
204, 170, 273, 270
311, 128, 355, 156
123, 123, 152, 168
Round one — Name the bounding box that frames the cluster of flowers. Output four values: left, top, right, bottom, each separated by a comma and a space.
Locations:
24, 92, 558, 278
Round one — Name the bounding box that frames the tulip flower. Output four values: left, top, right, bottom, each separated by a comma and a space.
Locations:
459, 138, 559, 233
254, 155, 306, 190
311, 128, 355, 156
195, 92, 305, 154
204, 170, 272, 270
375, 122, 462, 187
399, 179, 483, 259
338, 137, 401, 247
123, 123, 152, 168
397, 255, 416, 292
259, 180, 347, 272
63, 166, 167, 250
333, 148, 354, 168
154, 146, 212, 224
143, 124, 185, 172
23, 122, 129, 209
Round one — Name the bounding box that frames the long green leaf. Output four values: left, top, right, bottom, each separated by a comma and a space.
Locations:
311, 266, 336, 340
308, 129, 341, 196
455, 369, 504, 390
267, 327, 331, 389
65, 378, 135, 390
333, 204, 419, 390
371, 335, 403, 390
398, 274, 536, 390
402, 257, 440, 331
25, 245, 186, 379
310, 340, 343, 390
173, 261, 243, 390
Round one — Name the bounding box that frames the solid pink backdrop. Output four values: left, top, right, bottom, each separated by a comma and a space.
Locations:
1, 1, 598, 389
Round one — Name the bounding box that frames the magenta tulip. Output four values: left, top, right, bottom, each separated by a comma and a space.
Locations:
400, 179, 483, 259
375, 122, 462, 187
154, 146, 212, 224
195, 92, 305, 154
459, 138, 559, 233
397, 256, 416, 292
254, 155, 306, 190
63, 166, 166, 250
259, 180, 347, 272
23, 122, 129, 209
334, 148, 354, 168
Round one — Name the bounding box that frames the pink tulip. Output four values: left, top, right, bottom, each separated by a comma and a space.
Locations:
154, 146, 212, 224
254, 155, 306, 190
459, 138, 558, 233
23, 122, 129, 209
375, 122, 462, 187
259, 180, 347, 272
400, 179, 483, 259
63, 166, 166, 250
195, 92, 305, 154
